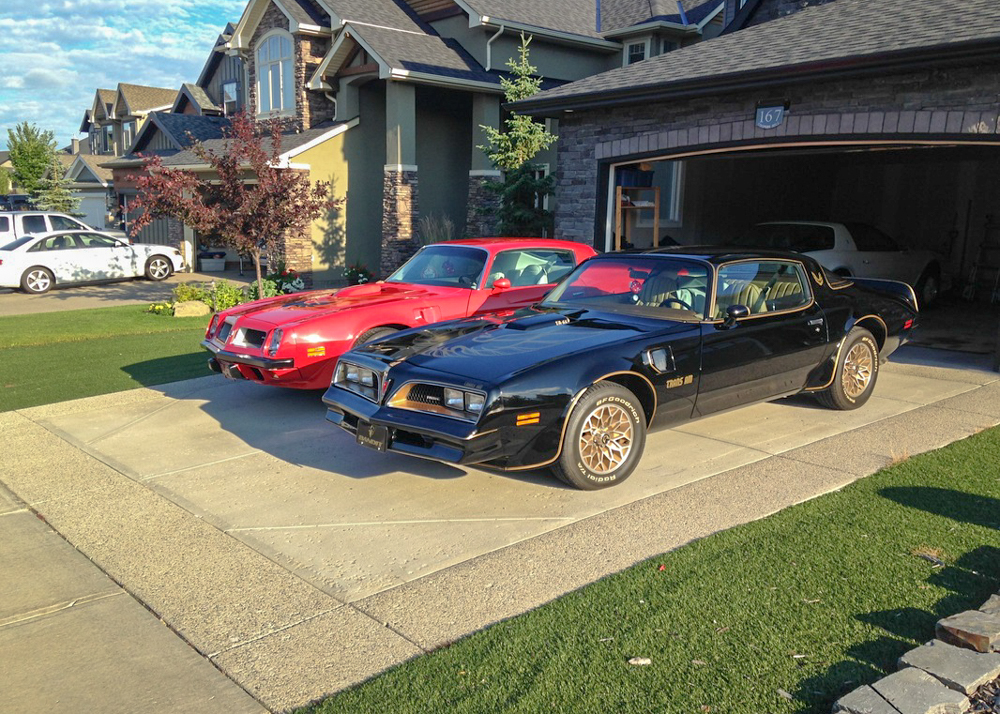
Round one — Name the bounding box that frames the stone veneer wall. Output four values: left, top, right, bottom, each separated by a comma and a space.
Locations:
465, 175, 500, 237
247, 1, 334, 132
553, 61, 1000, 245
381, 168, 420, 277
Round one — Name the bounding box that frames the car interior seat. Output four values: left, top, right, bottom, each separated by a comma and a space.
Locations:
50, 236, 69, 250
518, 264, 547, 285
715, 280, 766, 318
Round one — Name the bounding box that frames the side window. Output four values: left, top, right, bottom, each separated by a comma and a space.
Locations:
50, 216, 86, 231
714, 261, 809, 318
0, 216, 9, 233
77, 233, 117, 248
847, 223, 899, 252
22, 215, 47, 233
38, 235, 78, 251
485, 249, 576, 288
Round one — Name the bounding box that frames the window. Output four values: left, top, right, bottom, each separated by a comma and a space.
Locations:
0, 217, 9, 234
844, 223, 900, 252
714, 261, 809, 318
77, 233, 118, 248
626, 42, 646, 65
635, 160, 684, 229
32, 234, 79, 251
256, 32, 294, 115
102, 125, 114, 153
122, 121, 136, 151
22, 215, 47, 233
90, 129, 100, 154
50, 215, 88, 231
661, 39, 679, 54
222, 81, 239, 115
485, 248, 575, 288
532, 164, 550, 211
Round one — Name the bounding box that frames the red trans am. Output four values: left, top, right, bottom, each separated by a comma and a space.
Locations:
201, 239, 596, 390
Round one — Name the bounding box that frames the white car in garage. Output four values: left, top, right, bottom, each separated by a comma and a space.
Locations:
737, 221, 945, 307
0, 230, 185, 294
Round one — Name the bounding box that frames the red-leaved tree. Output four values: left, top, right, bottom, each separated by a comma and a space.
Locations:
130, 111, 340, 297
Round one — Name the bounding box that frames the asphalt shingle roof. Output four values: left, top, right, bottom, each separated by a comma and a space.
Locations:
327, 0, 425, 32
119, 83, 180, 114
516, 0, 1000, 111
179, 83, 221, 113
351, 23, 498, 83
601, 0, 719, 32
283, 0, 328, 26
464, 0, 604, 38
75, 154, 114, 183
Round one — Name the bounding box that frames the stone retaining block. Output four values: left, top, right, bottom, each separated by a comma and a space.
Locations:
898, 639, 1000, 695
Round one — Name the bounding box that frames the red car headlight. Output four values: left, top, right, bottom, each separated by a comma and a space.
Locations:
265, 328, 284, 357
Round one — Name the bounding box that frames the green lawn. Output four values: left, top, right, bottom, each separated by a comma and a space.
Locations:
0, 306, 210, 411
303, 427, 1000, 714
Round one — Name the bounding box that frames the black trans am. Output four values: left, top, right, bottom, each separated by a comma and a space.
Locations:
322, 248, 918, 490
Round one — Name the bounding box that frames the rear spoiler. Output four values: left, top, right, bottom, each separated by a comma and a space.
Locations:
850, 277, 919, 312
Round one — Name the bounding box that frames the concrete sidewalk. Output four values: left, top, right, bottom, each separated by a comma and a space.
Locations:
2, 347, 999, 713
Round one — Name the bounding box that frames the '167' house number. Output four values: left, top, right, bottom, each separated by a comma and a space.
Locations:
756, 106, 786, 129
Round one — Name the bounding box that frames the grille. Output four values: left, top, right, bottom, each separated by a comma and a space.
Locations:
407, 384, 445, 406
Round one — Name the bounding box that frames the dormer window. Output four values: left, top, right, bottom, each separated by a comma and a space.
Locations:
256, 31, 294, 115
626, 41, 647, 66
122, 120, 136, 151
223, 81, 239, 115
102, 125, 113, 153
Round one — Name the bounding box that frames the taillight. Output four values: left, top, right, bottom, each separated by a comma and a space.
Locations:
207, 314, 219, 338
265, 328, 283, 357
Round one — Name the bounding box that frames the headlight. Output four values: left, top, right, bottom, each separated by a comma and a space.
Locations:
466, 393, 485, 413
444, 388, 465, 410
264, 328, 283, 356
335, 361, 379, 401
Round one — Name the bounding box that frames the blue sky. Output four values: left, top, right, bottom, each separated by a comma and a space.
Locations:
0, 0, 247, 151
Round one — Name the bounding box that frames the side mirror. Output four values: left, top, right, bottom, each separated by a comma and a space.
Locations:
723, 304, 750, 328
492, 278, 511, 292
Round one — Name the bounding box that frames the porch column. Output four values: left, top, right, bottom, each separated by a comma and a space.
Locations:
381, 81, 419, 276
466, 93, 502, 237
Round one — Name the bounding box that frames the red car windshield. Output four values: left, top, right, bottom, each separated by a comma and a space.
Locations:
386, 246, 488, 289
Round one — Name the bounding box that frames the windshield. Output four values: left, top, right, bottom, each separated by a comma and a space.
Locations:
1, 235, 38, 251
542, 256, 711, 319
386, 245, 488, 289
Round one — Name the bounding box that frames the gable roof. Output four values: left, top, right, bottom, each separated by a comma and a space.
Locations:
172, 83, 223, 115
514, 0, 1000, 114
68, 154, 113, 186
600, 0, 718, 32
196, 22, 239, 88
91, 89, 116, 122
115, 83, 178, 117
461, 0, 603, 39
106, 120, 355, 170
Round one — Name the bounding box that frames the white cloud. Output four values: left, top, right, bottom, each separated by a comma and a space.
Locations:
0, 0, 246, 150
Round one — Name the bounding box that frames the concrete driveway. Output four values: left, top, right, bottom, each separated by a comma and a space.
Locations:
3, 348, 1000, 712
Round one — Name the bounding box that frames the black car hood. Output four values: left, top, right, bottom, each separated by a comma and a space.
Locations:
357, 306, 691, 383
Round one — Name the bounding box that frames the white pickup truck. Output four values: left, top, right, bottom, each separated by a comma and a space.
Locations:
0, 212, 93, 244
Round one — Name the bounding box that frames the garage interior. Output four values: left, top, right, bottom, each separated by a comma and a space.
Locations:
609, 141, 1000, 359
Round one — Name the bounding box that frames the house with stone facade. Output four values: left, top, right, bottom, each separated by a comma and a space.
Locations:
100, 0, 727, 285
515, 0, 1000, 310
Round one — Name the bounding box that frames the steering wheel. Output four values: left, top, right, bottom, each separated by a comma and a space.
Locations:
659, 296, 695, 312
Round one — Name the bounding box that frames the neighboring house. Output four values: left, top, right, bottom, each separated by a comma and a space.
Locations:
0, 151, 15, 192
64, 155, 116, 229
94, 2, 728, 284
512, 0, 1000, 302
83, 84, 176, 158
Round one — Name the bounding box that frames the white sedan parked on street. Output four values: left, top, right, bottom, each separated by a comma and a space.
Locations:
736, 221, 945, 307
0, 230, 185, 294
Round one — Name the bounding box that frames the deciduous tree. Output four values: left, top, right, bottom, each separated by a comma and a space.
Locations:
7, 122, 56, 196
131, 112, 340, 296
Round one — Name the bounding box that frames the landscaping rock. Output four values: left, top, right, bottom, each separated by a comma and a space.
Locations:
872, 667, 970, 714
937, 611, 1000, 654
899, 639, 1000, 695
980, 596, 1000, 617
174, 300, 211, 318
833, 685, 900, 714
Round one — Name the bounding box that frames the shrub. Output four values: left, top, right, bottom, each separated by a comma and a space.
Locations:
146, 301, 173, 316
344, 261, 374, 285
210, 280, 246, 311
247, 279, 281, 301
171, 282, 209, 304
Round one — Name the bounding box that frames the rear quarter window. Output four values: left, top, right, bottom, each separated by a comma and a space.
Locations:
0, 216, 9, 234
22, 215, 47, 233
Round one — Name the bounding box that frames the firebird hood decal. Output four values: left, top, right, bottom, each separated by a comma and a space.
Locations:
361, 308, 684, 382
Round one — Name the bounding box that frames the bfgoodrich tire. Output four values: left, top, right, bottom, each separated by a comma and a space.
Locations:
21, 266, 54, 294
552, 382, 646, 490
816, 327, 879, 410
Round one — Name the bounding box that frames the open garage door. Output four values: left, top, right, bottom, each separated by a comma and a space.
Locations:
603, 141, 1000, 361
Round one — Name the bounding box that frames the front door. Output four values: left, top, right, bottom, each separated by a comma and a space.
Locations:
695, 260, 828, 417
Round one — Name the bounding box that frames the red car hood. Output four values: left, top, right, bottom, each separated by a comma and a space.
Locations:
222, 282, 465, 328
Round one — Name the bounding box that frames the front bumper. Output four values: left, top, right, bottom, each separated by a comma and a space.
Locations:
322, 385, 505, 465
202, 339, 294, 370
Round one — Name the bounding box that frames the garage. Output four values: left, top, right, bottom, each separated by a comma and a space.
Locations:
516, 0, 1000, 362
